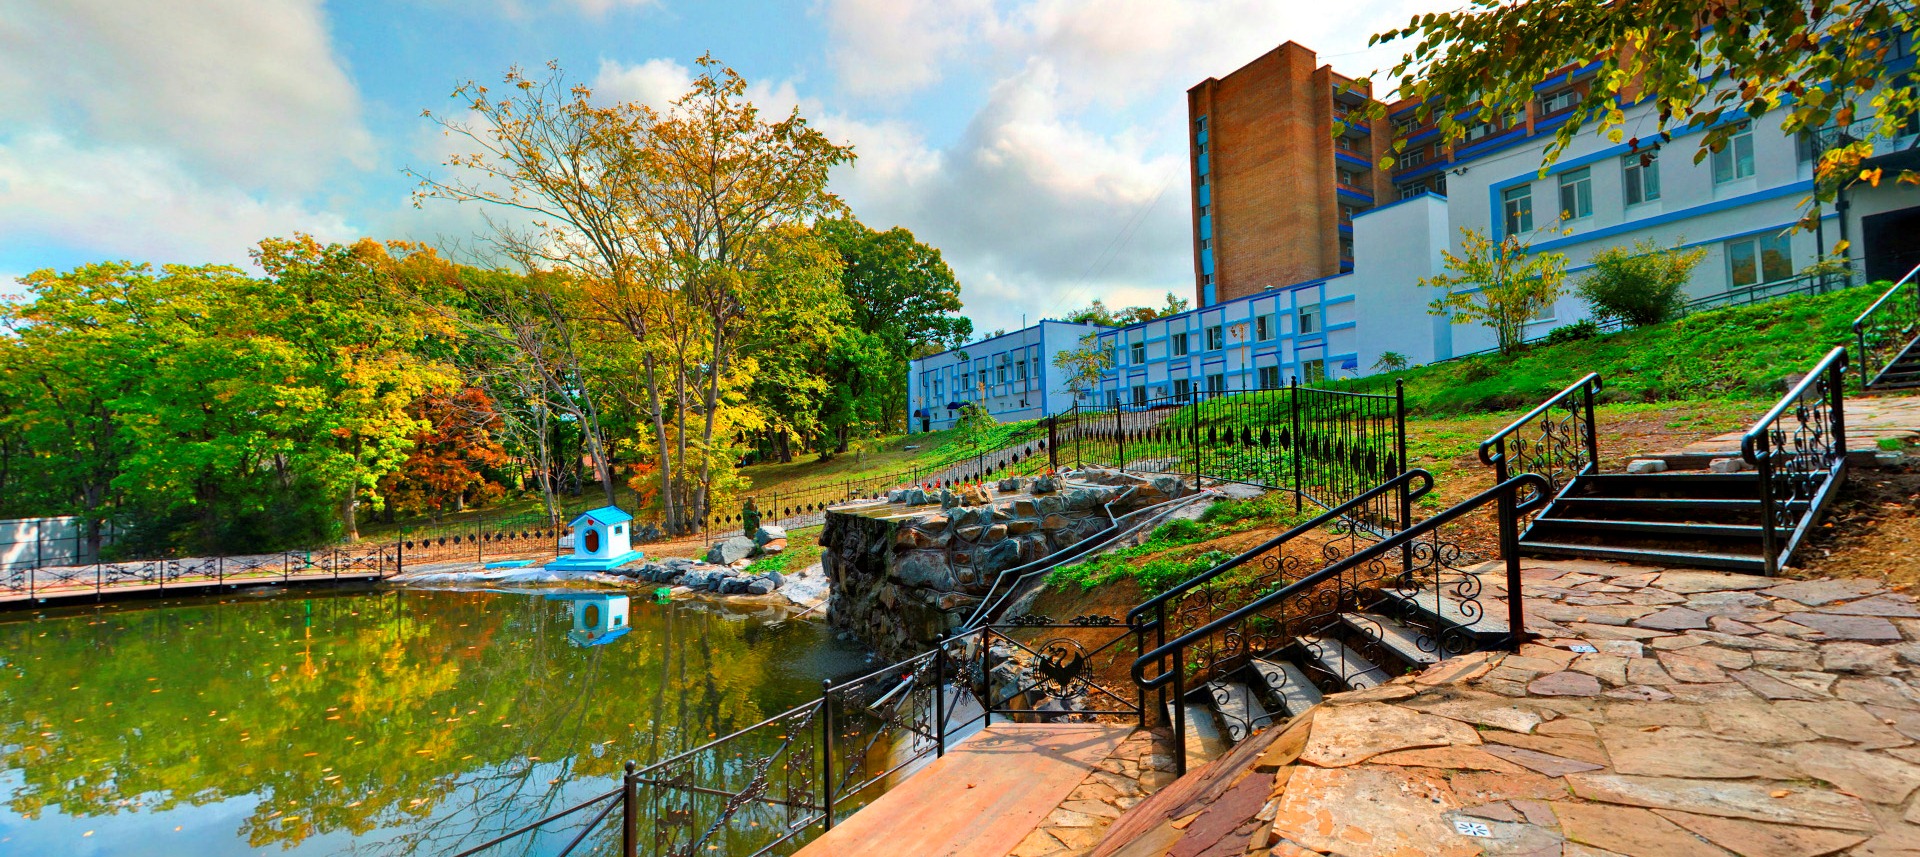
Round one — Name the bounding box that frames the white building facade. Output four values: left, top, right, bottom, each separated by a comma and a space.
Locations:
906, 321, 1108, 433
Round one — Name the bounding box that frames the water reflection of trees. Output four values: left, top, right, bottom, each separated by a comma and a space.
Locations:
0, 590, 826, 854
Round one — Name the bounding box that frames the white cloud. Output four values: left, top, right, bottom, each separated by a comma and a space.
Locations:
0, 0, 374, 195
820, 0, 998, 98
0, 132, 356, 268
814, 0, 1460, 332
592, 58, 694, 110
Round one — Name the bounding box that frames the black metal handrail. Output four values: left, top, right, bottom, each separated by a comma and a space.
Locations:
1478, 373, 1602, 494
1124, 468, 1435, 634
1130, 473, 1550, 773
1740, 346, 1850, 574
1852, 261, 1920, 389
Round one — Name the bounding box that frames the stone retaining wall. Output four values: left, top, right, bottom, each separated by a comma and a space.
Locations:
822, 471, 1187, 659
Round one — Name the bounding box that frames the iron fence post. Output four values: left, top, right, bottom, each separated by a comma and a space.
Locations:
820, 680, 836, 831
1291, 377, 1303, 514
933, 636, 948, 758
1499, 483, 1526, 650
1171, 663, 1187, 776
1395, 379, 1409, 531
1831, 352, 1850, 467
1582, 381, 1600, 474
1046, 415, 1058, 471
1191, 390, 1202, 484
1113, 399, 1125, 472
621, 760, 639, 857
1756, 444, 1779, 576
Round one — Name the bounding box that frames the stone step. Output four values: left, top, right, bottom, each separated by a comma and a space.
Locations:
1298, 634, 1392, 690
1202, 679, 1273, 743
1248, 657, 1322, 716
1376, 586, 1510, 637
1339, 611, 1440, 668
1521, 540, 1767, 573
1166, 700, 1229, 766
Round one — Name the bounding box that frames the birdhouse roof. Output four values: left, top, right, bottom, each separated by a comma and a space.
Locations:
569, 506, 634, 527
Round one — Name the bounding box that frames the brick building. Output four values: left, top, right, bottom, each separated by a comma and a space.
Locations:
1187, 42, 1394, 306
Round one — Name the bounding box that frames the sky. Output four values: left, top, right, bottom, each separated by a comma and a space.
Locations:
0, 0, 1457, 335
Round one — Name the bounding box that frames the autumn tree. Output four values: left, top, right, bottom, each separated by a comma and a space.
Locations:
381, 387, 511, 520
413, 57, 855, 534
1053, 333, 1117, 402
1422, 227, 1570, 355
1356, 1, 1918, 226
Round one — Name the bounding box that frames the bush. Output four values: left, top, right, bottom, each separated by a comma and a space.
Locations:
1577, 239, 1707, 328
1372, 351, 1410, 373
1541, 319, 1601, 345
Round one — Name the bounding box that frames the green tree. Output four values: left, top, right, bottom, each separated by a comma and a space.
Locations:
1577, 239, 1708, 328
1061, 292, 1190, 327
1052, 333, 1116, 402
1356, 1, 1918, 225
813, 217, 969, 448
1423, 228, 1570, 355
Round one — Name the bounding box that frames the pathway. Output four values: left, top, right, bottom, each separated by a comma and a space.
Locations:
796, 723, 1137, 857
1089, 558, 1920, 857
1666, 394, 1920, 458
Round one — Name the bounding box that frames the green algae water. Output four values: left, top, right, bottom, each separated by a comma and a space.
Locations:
0, 587, 868, 856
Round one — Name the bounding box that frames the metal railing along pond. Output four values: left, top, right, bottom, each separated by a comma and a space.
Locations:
0, 543, 403, 603
450, 617, 1145, 857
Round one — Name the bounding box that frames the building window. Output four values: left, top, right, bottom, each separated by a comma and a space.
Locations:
1132, 385, 1147, 406
1339, 204, 1358, 223
1538, 88, 1579, 116
1401, 147, 1426, 168
1796, 129, 1818, 164
1172, 332, 1189, 356
1106, 390, 1119, 408
1129, 341, 1145, 364
1196, 115, 1207, 133
1712, 122, 1756, 184
1197, 172, 1208, 187
1433, 173, 1446, 194
1300, 359, 1327, 384
933, 379, 944, 398
996, 358, 1009, 384
1197, 203, 1210, 217
1393, 115, 1418, 136
1337, 167, 1365, 188
1399, 183, 1425, 200
1205, 325, 1224, 350
1502, 185, 1534, 235
1016, 358, 1028, 381
1557, 166, 1592, 220
1030, 357, 1039, 380
1172, 378, 1191, 398
1623, 150, 1661, 205
1728, 233, 1793, 288
1255, 314, 1274, 341
1297, 304, 1321, 335
1199, 237, 1211, 250
1339, 235, 1354, 260
1206, 374, 1225, 394
1258, 366, 1280, 390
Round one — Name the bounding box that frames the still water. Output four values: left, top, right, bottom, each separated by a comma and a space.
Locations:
0, 587, 869, 855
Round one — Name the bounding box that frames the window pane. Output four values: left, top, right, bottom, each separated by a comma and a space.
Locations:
1735, 133, 1754, 179
1760, 234, 1793, 283
1503, 186, 1533, 233
1643, 152, 1660, 200
1713, 146, 1732, 184
1729, 239, 1758, 287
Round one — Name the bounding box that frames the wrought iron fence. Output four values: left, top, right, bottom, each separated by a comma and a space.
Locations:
1742, 346, 1851, 574
1478, 373, 1602, 495
0, 543, 401, 603
450, 615, 1142, 857
1060, 380, 1408, 529
1126, 470, 1436, 663
1853, 261, 1920, 389
1130, 473, 1550, 774
716, 433, 1056, 534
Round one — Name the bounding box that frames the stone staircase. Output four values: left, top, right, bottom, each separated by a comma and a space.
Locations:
1518, 471, 1775, 573
1869, 333, 1920, 390
1163, 586, 1507, 767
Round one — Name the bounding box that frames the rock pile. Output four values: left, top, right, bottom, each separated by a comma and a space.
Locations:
621, 556, 785, 596
824, 468, 1190, 659
705, 524, 787, 565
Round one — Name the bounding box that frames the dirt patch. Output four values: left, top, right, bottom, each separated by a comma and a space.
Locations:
1793, 462, 1920, 585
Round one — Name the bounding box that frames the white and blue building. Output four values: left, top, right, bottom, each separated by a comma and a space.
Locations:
906, 82, 1920, 428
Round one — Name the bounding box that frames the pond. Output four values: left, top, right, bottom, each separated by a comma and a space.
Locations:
0, 587, 871, 856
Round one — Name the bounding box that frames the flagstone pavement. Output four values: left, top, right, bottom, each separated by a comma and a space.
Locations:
1082, 559, 1920, 857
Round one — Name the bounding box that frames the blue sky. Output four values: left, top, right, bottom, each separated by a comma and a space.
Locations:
0, 0, 1449, 333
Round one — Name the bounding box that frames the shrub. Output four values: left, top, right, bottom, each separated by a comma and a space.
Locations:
1372, 351, 1410, 373
1577, 239, 1707, 328
1541, 319, 1601, 345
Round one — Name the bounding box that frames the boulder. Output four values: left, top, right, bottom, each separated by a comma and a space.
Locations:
956, 525, 984, 542
894, 554, 957, 590
975, 538, 1022, 575
958, 483, 994, 506
998, 476, 1025, 492
760, 539, 787, 554
1626, 458, 1668, 474
1031, 475, 1060, 494
980, 524, 1008, 543
1041, 514, 1071, 530
1708, 457, 1751, 473
707, 536, 757, 565
766, 571, 784, 588
753, 524, 787, 545
746, 578, 775, 595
